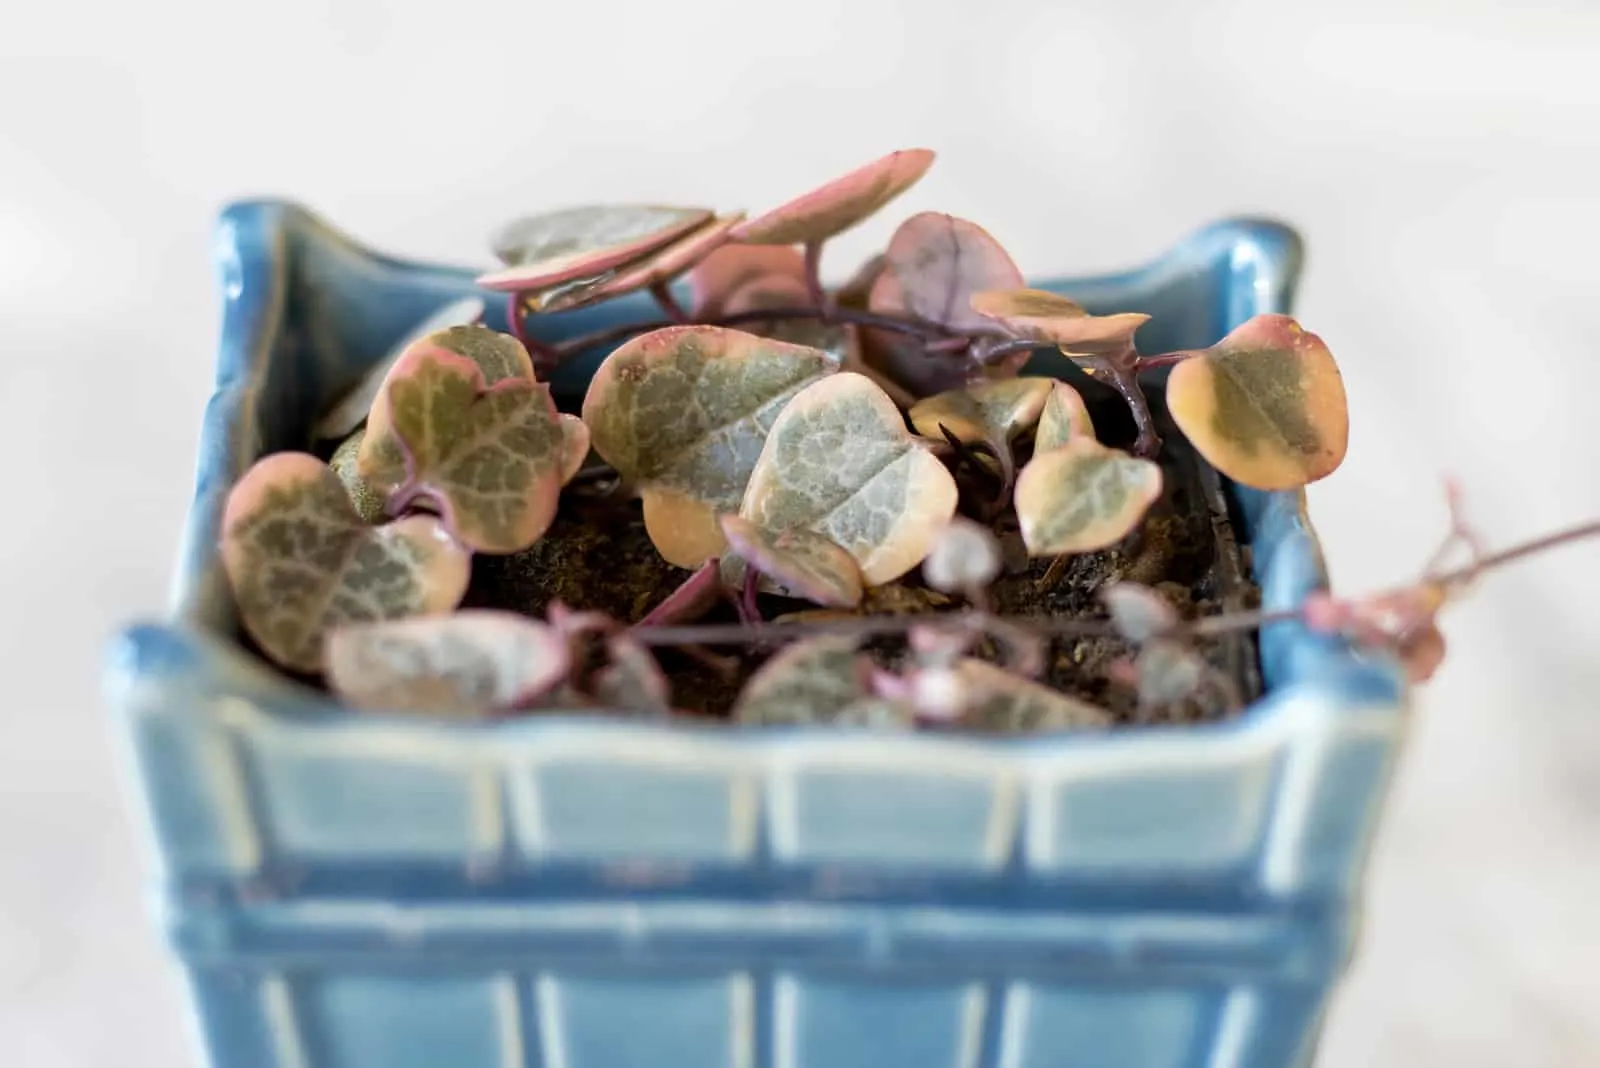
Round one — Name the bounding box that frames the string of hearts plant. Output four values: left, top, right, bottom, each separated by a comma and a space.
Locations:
219, 148, 1600, 729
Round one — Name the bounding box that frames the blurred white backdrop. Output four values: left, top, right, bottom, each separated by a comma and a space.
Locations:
2, 1, 1598, 1065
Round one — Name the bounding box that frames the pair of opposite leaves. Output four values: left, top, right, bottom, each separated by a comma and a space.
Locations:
222, 325, 586, 672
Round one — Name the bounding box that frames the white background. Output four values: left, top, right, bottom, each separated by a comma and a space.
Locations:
3, 2, 1598, 1065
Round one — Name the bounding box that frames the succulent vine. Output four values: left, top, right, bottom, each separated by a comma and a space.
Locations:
215, 148, 1598, 728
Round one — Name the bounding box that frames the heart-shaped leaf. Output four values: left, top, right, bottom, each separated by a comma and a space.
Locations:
1101, 582, 1179, 642
958, 659, 1113, 732
872, 213, 1023, 334
592, 635, 673, 713
729, 149, 936, 246
329, 428, 391, 524
481, 205, 713, 291
1014, 437, 1163, 556
314, 297, 487, 441
970, 289, 1150, 353
358, 338, 566, 554
325, 610, 569, 715
719, 514, 863, 608
1033, 380, 1096, 453
733, 636, 909, 727
580, 325, 841, 568
220, 452, 472, 673
539, 214, 745, 313
908, 377, 1053, 484
742, 372, 960, 586
921, 517, 1003, 596
1166, 314, 1349, 490
688, 244, 806, 318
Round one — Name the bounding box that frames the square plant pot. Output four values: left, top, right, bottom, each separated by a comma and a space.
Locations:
106, 201, 1409, 1068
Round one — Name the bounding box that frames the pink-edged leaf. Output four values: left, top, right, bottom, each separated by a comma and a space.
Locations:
1033, 380, 1096, 452
969, 289, 1150, 353
328, 427, 391, 524
1166, 314, 1350, 490
581, 325, 841, 568
1101, 582, 1179, 643
741, 373, 960, 586
325, 610, 569, 715
539, 214, 745, 313
719, 514, 864, 608
921, 517, 1003, 595
357, 337, 566, 554
688, 244, 806, 319
732, 636, 910, 727
592, 635, 672, 713
729, 148, 936, 246
635, 559, 724, 626
874, 212, 1023, 334
220, 452, 471, 673
314, 297, 487, 441
958, 659, 1114, 732
1014, 437, 1163, 555
558, 413, 590, 485
480, 205, 713, 291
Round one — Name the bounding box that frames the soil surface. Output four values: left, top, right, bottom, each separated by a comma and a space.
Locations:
462, 377, 1262, 728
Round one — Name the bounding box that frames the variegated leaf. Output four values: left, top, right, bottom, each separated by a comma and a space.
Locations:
325, 611, 569, 714
741, 373, 960, 586
580, 325, 841, 567
908, 377, 1053, 482
719, 514, 863, 608
730, 149, 936, 246
969, 288, 1149, 353
1033, 380, 1096, 453
733, 636, 909, 727
358, 339, 566, 554
481, 204, 713, 290
958, 659, 1114, 732
539, 214, 745, 313
1166, 314, 1349, 490
220, 452, 471, 673
314, 297, 487, 441
1014, 437, 1163, 555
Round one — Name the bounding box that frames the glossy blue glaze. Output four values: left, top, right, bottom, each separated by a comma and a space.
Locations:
106, 202, 1409, 1068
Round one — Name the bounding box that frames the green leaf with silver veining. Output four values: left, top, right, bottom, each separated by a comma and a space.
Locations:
733, 636, 909, 727
325, 610, 569, 715
957, 659, 1113, 732
219, 452, 472, 673
480, 204, 713, 290
741, 372, 959, 586
719, 514, 863, 608
580, 325, 841, 568
1014, 437, 1162, 556
358, 341, 566, 555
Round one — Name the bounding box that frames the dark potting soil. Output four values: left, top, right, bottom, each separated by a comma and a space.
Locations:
462, 376, 1262, 728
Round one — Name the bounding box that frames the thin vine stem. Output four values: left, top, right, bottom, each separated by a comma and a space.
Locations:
627, 520, 1600, 651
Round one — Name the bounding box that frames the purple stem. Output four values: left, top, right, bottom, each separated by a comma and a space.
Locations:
635, 560, 723, 627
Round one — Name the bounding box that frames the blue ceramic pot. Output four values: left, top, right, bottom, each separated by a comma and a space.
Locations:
105, 202, 1408, 1068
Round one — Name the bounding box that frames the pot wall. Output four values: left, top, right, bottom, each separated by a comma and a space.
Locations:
105, 202, 1408, 1068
